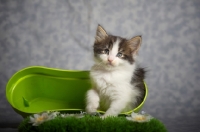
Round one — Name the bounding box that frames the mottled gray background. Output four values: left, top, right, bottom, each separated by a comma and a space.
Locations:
0, 0, 200, 132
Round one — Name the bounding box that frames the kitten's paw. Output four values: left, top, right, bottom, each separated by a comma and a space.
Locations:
100, 114, 116, 119
100, 115, 107, 119
86, 105, 97, 114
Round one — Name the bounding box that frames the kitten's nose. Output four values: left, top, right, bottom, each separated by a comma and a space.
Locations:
108, 58, 113, 63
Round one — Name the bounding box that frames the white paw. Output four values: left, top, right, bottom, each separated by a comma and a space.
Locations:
100, 114, 117, 119
86, 105, 97, 114
100, 115, 106, 119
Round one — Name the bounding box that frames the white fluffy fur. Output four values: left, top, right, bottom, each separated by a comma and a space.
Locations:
86, 39, 140, 117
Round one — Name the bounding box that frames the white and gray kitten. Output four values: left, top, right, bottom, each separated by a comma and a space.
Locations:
86, 25, 145, 118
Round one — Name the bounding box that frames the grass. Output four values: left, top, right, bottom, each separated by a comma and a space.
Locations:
18, 114, 167, 132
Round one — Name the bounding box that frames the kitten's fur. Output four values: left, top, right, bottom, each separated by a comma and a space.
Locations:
86, 25, 145, 117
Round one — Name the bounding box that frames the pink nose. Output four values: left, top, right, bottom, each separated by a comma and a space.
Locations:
108, 58, 113, 63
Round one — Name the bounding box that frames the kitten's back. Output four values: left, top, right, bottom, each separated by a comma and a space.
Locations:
131, 67, 146, 107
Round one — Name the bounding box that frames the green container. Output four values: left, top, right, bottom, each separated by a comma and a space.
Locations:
6, 66, 148, 118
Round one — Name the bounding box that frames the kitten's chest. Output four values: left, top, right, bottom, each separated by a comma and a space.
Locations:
91, 70, 131, 88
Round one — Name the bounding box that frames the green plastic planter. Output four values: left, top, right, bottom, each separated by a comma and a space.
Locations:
6, 66, 148, 118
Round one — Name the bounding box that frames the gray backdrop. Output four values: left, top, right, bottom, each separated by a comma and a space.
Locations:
0, 0, 200, 132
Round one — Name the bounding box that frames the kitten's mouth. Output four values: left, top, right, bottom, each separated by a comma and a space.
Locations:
106, 62, 114, 66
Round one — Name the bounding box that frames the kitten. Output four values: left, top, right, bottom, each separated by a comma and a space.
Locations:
86, 25, 145, 118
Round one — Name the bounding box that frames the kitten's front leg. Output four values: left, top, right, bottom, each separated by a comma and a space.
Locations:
86, 89, 100, 114
102, 100, 127, 118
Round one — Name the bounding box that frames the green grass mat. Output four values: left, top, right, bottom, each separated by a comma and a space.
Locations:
18, 112, 167, 132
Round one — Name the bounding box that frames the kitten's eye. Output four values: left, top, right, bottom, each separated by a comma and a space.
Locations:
117, 52, 123, 57
103, 49, 109, 54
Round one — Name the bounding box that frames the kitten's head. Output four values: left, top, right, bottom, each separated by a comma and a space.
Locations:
93, 25, 142, 68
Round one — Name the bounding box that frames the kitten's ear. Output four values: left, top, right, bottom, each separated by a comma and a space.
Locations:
127, 36, 142, 54
95, 24, 108, 43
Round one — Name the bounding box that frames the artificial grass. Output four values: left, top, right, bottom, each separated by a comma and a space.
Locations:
18, 115, 167, 132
